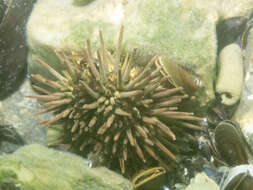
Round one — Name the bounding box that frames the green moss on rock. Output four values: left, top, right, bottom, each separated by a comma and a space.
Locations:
0, 144, 133, 190
72, 0, 95, 6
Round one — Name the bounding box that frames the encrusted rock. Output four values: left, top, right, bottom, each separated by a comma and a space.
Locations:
0, 144, 133, 190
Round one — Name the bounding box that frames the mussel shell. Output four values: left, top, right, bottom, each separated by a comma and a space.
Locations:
224, 174, 253, 190
132, 167, 166, 190
221, 165, 253, 190
215, 120, 248, 166
216, 17, 247, 53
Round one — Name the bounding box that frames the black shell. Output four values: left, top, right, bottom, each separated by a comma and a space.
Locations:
215, 120, 248, 166
224, 173, 253, 190
216, 17, 247, 53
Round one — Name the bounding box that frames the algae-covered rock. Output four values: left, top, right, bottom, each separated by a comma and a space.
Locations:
0, 144, 133, 190
218, 0, 253, 19
27, 0, 217, 108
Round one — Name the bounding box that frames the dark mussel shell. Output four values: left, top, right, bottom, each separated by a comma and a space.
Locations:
221, 165, 253, 190
132, 167, 166, 190
216, 17, 247, 53
215, 120, 248, 166
224, 173, 253, 190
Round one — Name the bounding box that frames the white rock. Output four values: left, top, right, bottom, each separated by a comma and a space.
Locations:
184, 172, 219, 190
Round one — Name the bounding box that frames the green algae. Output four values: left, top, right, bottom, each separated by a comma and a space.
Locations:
0, 145, 133, 190
72, 0, 95, 6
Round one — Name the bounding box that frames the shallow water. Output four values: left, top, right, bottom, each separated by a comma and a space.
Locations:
1, 1, 253, 190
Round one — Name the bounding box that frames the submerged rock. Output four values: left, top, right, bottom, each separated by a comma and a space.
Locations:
218, 0, 253, 19
0, 0, 7, 23
0, 0, 36, 99
0, 79, 47, 154
183, 172, 219, 190
0, 144, 133, 190
27, 0, 217, 108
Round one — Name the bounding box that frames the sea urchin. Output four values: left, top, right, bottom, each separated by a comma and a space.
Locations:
28, 27, 203, 175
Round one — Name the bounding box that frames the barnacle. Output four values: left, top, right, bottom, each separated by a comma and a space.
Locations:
28, 27, 202, 175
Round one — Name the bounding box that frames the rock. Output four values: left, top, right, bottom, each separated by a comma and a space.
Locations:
218, 0, 253, 19
0, 0, 36, 99
27, 0, 217, 108
183, 172, 219, 190
0, 125, 24, 148
0, 0, 7, 23
0, 79, 47, 154
216, 44, 243, 106
0, 144, 133, 190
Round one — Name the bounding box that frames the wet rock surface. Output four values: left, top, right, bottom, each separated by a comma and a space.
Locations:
0, 0, 35, 99
218, 0, 253, 19
0, 144, 133, 190
0, 79, 47, 154
0, 0, 253, 189
0, 0, 7, 23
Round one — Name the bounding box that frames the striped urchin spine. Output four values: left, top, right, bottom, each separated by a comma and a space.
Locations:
28, 26, 203, 175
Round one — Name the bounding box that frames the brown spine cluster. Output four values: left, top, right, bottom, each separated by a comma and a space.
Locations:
28, 26, 202, 175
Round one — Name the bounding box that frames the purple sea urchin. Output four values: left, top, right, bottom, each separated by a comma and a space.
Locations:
28, 27, 202, 175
